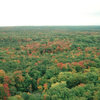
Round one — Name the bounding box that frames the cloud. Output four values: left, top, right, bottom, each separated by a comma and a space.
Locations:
89, 12, 100, 16
0, 0, 100, 26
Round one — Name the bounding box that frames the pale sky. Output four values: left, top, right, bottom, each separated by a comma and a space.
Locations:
0, 0, 100, 26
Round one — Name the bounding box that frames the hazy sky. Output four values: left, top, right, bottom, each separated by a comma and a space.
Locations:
0, 0, 100, 26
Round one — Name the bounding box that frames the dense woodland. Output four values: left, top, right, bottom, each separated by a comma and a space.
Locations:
0, 26, 100, 100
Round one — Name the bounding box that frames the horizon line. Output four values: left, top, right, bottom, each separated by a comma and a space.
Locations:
0, 25, 100, 27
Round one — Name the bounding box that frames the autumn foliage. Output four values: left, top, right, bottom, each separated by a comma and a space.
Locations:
0, 26, 100, 100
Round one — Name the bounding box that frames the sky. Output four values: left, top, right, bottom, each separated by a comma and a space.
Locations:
0, 0, 100, 26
